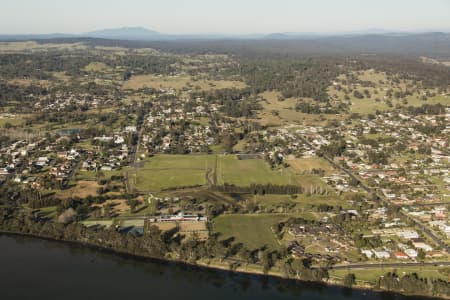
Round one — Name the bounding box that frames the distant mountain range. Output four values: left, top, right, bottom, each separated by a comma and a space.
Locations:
1, 26, 449, 41
1, 27, 450, 56
85, 27, 160, 40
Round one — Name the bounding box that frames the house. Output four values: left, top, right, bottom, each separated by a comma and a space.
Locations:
361, 249, 373, 258
412, 240, 433, 252
394, 252, 408, 259
405, 249, 418, 258
396, 230, 419, 240
426, 251, 444, 258
373, 250, 390, 259
124, 126, 137, 133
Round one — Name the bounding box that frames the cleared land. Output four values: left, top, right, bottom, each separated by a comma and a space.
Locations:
0, 41, 87, 52
123, 74, 246, 91
330, 69, 450, 114
0, 115, 25, 127
130, 154, 216, 191
330, 267, 449, 285
150, 221, 208, 240
84, 62, 112, 72
213, 214, 289, 250
288, 157, 336, 176
129, 154, 329, 192
57, 180, 102, 199
216, 155, 297, 186
92, 199, 130, 214
257, 91, 344, 126
216, 155, 327, 189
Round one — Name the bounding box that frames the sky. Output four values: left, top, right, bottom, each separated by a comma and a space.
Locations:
1, 0, 450, 35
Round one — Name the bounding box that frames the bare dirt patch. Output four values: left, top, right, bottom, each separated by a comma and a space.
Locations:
60, 180, 101, 199
288, 157, 335, 175
92, 199, 130, 214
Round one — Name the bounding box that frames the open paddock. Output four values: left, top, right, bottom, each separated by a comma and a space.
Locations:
57, 180, 102, 199
213, 214, 290, 250
130, 155, 215, 191
123, 74, 246, 91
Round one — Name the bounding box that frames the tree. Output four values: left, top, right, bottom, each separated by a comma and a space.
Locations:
417, 248, 426, 260
127, 199, 139, 213
57, 208, 77, 224
343, 273, 356, 287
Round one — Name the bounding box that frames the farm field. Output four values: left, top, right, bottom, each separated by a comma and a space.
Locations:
216, 155, 328, 189
130, 154, 216, 191
123, 74, 246, 91
150, 221, 208, 239
56, 180, 102, 199
216, 155, 297, 186
213, 214, 290, 250
244, 194, 348, 211
288, 157, 336, 175
330, 70, 450, 114
0, 114, 25, 127
257, 91, 343, 126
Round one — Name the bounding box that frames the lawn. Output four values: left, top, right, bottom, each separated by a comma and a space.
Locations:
330, 267, 449, 284
132, 168, 207, 191
216, 155, 328, 190
130, 154, 328, 191
130, 154, 216, 191
247, 194, 347, 211
213, 214, 289, 250
216, 155, 297, 186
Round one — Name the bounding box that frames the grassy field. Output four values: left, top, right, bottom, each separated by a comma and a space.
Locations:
216, 155, 328, 189
84, 62, 112, 72
130, 154, 216, 191
0, 116, 25, 127
56, 180, 102, 199
288, 157, 336, 175
81, 219, 114, 228
247, 193, 347, 211
132, 169, 207, 191
216, 155, 297, 186
213, 214, 290, 250
331, 70, 450, 114
330, 267, 449, 285
39, 206, 57, 219
130, 154, 328, 191
123, 74, 246, 91
257, 91, 343, 126
0, 41, 87, 52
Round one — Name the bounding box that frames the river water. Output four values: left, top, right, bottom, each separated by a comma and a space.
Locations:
0, 235, 432, 300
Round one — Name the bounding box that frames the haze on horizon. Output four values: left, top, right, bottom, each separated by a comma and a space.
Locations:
1, 0, 450, 35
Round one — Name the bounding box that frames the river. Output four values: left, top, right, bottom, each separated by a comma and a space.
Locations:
0, 235, 433, 300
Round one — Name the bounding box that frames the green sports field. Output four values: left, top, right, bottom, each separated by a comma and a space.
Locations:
216, 155, 297, 186
130, 154, 216, 191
